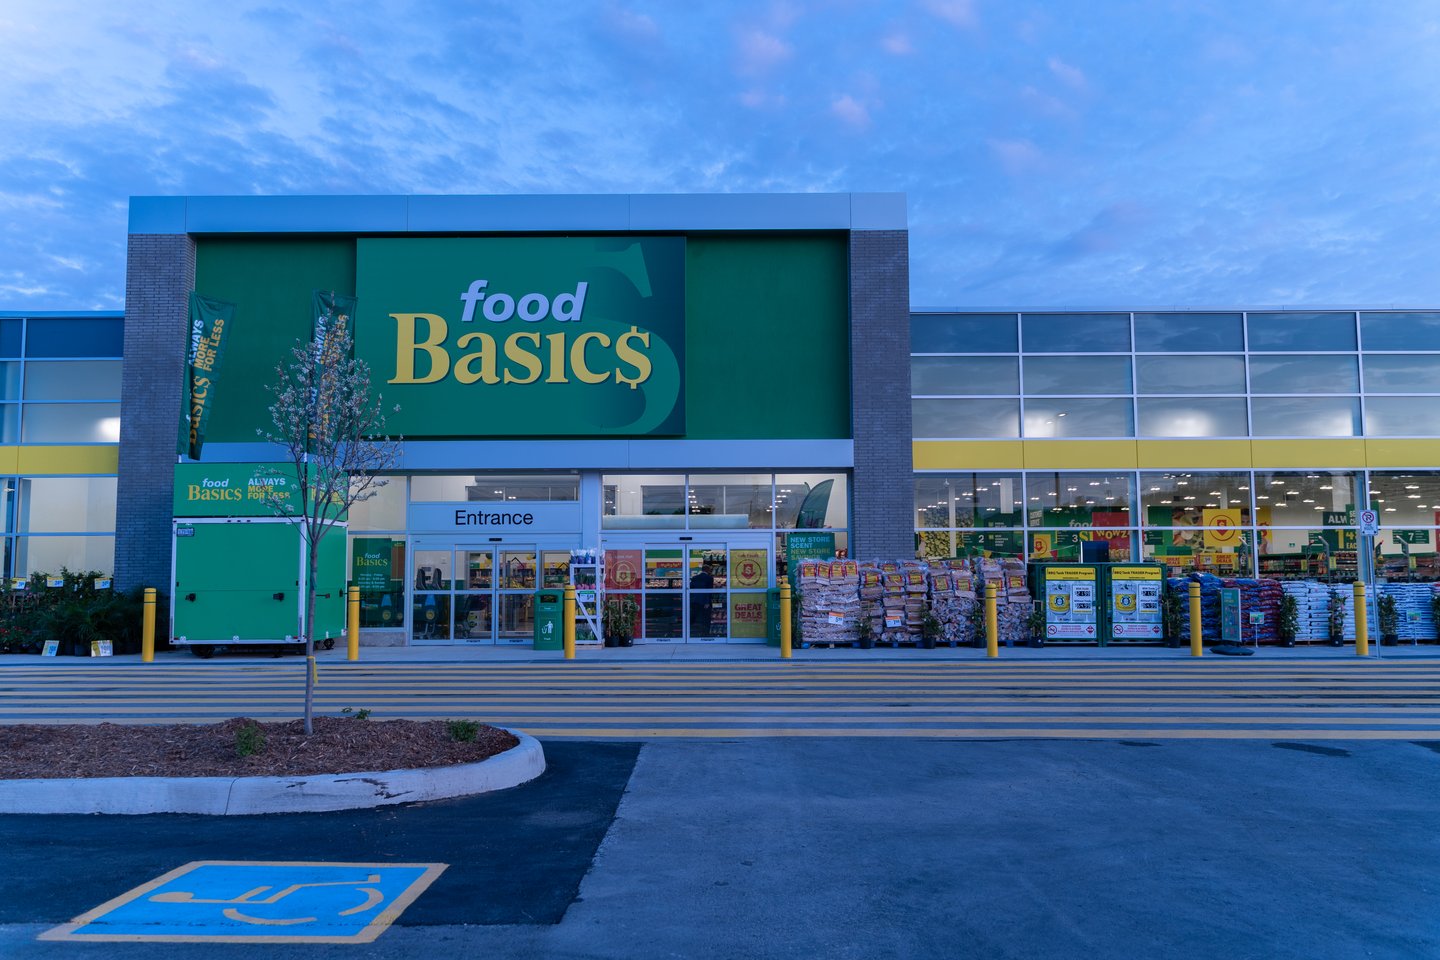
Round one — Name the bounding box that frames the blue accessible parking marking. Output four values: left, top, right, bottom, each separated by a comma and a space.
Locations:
40, 861, 448, 944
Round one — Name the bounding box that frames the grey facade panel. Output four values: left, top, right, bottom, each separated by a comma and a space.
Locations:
849, 230, 914, 559
116, 234, 194, 592
627, 193, 853, 230
407, 194, 632, 232
183, 195, 410, 233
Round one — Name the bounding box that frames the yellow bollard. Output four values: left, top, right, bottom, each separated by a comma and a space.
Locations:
1189, 582, 1203, 657
780, 576, 793, 659
563, 583, 576, 660
1354, 581, 1368, 657
347, 585, 360, 661
141, 587, 156, 663
984, 583, 999, 658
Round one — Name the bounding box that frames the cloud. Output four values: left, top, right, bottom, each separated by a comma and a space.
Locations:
1046, 56, 1087, 92
882, 31, 912, 55
987, 138, 1045, 177
831, 94, 871, 129
735, 27, 792, 73
922, 0, 977, 30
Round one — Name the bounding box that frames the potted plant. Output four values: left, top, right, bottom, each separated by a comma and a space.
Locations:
1377, 593, 1399, 646
856, 615, 875, 650
1026, 600, 1046, 647
602, 595, 639, 648
1277, 592, 1298, 647
1161, 588, 1184, 648
920, 611, 941, 649
1327, 588, 1348, 646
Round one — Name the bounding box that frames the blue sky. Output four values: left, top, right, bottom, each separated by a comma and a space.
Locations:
3, 1, 1439, 311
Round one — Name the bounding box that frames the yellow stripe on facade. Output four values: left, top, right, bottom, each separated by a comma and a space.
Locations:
9, 445, 119, 474
913, 437, 1440, 472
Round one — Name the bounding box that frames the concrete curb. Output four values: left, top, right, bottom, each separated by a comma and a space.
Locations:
0, 728, 545, 816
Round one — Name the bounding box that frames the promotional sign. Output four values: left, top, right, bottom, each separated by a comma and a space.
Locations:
1220, 587, 1242, 643
729, 593, 766, 638
784, 532, 835, 586
1044, 566, 1098, 639
178, 293, 235, 460
173, 463, 317, 518
356, 237, 685, 437
730, 550, 768, 589
605, 549, 643, 592
1109, 565, 1163, 639
1202, 509, 1243, 548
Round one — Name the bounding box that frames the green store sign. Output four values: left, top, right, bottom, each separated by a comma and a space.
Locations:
355, 237, 686, 437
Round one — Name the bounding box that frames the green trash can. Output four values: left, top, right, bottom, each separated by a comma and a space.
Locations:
766, 588, 781, 646
534, 589, 564, 650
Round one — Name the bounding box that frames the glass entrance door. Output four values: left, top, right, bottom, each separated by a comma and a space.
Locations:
411, 544, 538, 645
638, 544, 729, 642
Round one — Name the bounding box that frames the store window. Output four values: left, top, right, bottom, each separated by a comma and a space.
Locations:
687, 474, 774, 529
21, 402, 121, 443
1362, 355, 1440, 393
1248, 355, 1359, 394
1026, 472, 1133, 528
1146, 530, 1254, 578
1360, 312, 1440, 351
348, 479, 406, 531
914, 473, 1024, 529
1250, 397, 1360, 437
1021, 314, 1130, 353
410, 473, 579, 502
774, 474, 847, 529
1258, 526, 1355, 582
911, 314, 1018, 353
911, 356, 1018, 395
1246, 312, 1357, 352
1364, 398, 1440, 437
14, 535, 114, 577
23, 360, 122, 401
1253, 472, 1359, 527
1140, 472, 1253, 525
1024, 397, 1133, 438
1368, 473, 1440, 524
952, 529, 1025, 560
1030, 528, 1135, 562
1136, 355, 1245, 395
1022, 356, 1131, 395
0, 363, 19, 400
18, 477, 116, 533
1137, 397, 1247, 437
1133, 313, 1244, 352
912, 398, 1019, 438
0, 321, 20, 358
603, 474, 686, 529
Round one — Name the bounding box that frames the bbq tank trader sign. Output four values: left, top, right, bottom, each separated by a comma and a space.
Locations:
356, 238, 685, 437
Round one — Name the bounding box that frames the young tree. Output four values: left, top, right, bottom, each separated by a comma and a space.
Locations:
260, 303, 399, 733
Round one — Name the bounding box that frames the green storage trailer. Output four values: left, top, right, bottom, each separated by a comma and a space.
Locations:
171, 463, 347, 657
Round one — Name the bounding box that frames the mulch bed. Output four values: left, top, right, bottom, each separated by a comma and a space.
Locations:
0, 718, 519, 779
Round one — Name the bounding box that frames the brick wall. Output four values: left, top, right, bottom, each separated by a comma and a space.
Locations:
848, 230, 914, 559
115, 234, 194, 591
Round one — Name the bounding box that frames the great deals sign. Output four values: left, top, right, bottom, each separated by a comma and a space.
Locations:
356, 237, 685, 437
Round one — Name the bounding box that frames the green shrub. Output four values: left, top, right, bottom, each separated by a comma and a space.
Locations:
446, 719, 480, 743
235, 722, 266, 758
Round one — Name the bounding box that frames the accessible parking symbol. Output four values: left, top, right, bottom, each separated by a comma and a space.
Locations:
40, 861, 448, 943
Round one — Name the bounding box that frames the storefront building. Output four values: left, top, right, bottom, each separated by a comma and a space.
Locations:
911, 310, 1440, 585
115, 193, 912, 644
10, 192, 1439, 646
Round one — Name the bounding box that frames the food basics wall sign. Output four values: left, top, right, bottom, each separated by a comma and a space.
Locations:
356, 237, 685, 437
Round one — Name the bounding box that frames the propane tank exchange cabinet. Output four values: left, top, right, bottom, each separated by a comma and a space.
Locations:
171, 464, 347, 658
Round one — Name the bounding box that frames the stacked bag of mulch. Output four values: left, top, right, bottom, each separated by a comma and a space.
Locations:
858, 563, 885, 641
796, 559, 861, 646
929, 559, 979, 645
1379, 582, 1435, 642
1281, 580, 1338, 642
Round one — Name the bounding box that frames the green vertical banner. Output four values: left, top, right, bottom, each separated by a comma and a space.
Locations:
312, 290, 357, 353
179, 293, 235, 460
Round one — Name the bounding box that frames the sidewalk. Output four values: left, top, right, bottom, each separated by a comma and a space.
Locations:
4, 640, 1438, 665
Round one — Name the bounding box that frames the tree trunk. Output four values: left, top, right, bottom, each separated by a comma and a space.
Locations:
303, 533, 318, 735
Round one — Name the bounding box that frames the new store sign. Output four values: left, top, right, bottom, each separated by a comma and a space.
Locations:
356, 237, 685, 437
407, 501, 581, 534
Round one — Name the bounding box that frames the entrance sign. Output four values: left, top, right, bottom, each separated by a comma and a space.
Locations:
407, 501, 581, 534
40, 861, 447, 944
356, 237, 685, 437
